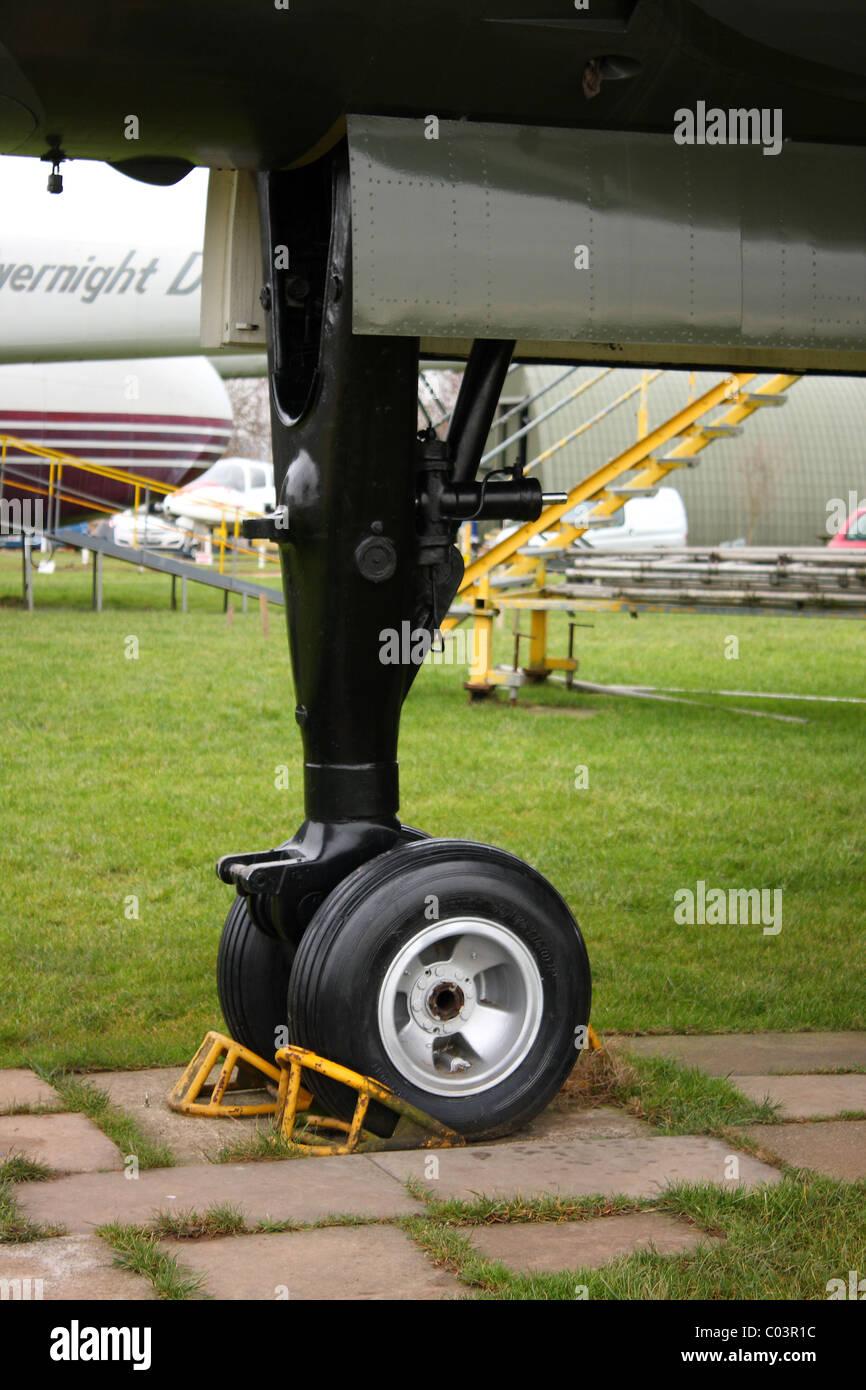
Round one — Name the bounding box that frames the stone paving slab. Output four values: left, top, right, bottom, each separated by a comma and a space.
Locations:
614, 1033, 866, 1075
733, 1075, 866, 1118
370, 1135, 781, 1201
0, 1113, 123, 1173
84, 1070, 651, 1156
738, 1120, 866, 1181
161, 1225, 461, 1300
468, 1210, 723, 1274
0, 1235, 154, 1300
518, 1104, 654, 1144
18, 1155, 424, 1235
0, 1069, 61, 1113
80, 1068, 273, 1165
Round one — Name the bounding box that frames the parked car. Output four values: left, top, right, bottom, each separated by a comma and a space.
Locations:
570, 486, 688, 550
98, 507, 197, 555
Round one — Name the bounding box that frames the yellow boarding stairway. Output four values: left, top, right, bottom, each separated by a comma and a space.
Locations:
443, 372, 800, 698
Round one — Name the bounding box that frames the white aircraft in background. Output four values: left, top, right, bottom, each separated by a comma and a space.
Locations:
0, 355, 234, 520
0, 161, 229, 363
0, 238, 203, 361
0, 235, 264, 375
163, 458, 275, 529
0, 161, 268, 528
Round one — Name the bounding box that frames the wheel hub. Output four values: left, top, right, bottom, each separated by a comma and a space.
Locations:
378, 916, 544, 1097
409, 964, 476, 1033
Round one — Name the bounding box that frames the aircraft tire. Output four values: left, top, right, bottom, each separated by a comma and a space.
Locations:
287, 838, 591, 1140
216, 895, 296, 1063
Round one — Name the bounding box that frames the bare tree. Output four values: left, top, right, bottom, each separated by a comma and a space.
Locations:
224, 378, 273, 460
737, 441, 780, 545
418, 369, 462, 435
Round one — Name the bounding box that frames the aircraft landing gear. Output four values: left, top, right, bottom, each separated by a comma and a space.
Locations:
215, 145, 591, 1140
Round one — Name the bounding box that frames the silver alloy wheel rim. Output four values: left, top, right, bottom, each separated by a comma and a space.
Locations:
377, 916, 544, 1097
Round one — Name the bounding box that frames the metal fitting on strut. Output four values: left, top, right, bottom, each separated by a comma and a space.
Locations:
241, 505, 290, 542
415, 430, 453, 569
415, 426, 561, 566
438, 478, 547, 520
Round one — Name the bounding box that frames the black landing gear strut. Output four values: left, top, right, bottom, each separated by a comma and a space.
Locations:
215, 146, 590, 1140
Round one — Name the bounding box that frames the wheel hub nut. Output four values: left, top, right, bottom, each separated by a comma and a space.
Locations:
428, 982, 464, 1020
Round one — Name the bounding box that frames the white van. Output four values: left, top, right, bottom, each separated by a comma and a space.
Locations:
486, 485, 688, 555
572, 486, 688, 551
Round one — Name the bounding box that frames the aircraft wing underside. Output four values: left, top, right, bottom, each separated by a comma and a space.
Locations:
2, 2, 865, 368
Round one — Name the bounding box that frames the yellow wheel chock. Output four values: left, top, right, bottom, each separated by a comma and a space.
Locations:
169, 1027, 598, 1151
587, 1024, 603, 1051
274, 1045, 464, 1156
167, 1030, 313, 1119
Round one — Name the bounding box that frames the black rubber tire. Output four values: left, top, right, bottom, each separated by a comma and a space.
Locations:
287, 838, 591, 1141
217, 895, 296, 1062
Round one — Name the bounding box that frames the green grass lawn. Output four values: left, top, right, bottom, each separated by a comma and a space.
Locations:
0, 552, 863, 1070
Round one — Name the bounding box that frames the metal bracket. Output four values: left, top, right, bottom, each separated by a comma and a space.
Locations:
240, 506, 289, 542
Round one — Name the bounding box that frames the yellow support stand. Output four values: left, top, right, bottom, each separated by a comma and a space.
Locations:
526, 606, 548, 673
459, 594, 579, 698
463, 573, 498, 697
447, 371, 801, 704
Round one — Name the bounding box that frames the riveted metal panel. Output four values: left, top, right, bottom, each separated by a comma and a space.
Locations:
347, 116, 866, 367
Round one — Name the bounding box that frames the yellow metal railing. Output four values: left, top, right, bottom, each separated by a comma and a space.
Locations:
449, 372, 802, 692
452, 371, 756, 608
502, 372, 800, 580
0, 433, 281, 572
